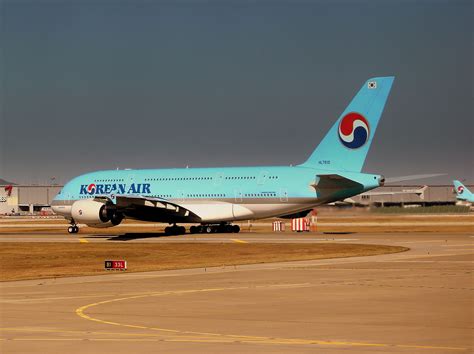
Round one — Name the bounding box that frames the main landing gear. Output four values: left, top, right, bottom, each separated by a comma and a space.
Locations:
164, 224, 186, 236
189, 223, 240, 234
68, 225, 79, 234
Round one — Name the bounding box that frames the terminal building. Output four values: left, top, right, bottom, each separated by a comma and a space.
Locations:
0, 179, 470, 215
350, 185, 463, 207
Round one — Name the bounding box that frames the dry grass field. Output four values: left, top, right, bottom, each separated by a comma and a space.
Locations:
0, 243, 407, 281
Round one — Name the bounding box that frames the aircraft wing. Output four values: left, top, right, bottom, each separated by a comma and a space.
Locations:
96, 195, 201, 223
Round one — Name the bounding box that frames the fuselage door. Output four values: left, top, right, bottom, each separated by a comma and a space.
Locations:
257, 170, 268, 185
214, 172, 224, 186
234, 189, 243, 203
127, 173, 136, 196
279, 188, 288, 202
177, 190, 186, 202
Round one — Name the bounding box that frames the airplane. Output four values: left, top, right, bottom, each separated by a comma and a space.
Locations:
453, 180, 474, 203
52, 76, 395, 235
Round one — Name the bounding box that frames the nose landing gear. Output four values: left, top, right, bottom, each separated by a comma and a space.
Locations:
67, 225, 79, 234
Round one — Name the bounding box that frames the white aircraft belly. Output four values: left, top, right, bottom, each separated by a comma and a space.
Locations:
180, 201, 312, 222
180, 202, 254, 222
241, 203, 314, 219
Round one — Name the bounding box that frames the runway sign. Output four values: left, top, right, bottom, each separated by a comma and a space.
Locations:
104, 260, 127, 271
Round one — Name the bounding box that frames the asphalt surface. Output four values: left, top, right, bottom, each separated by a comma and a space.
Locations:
0, 231, 473, 353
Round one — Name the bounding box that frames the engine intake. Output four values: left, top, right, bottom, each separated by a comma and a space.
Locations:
71, 199, 123, 228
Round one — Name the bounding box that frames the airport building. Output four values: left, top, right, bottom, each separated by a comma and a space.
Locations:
350, 185, 464, 206
0, 178, 470, 215
0, 180, 63, 214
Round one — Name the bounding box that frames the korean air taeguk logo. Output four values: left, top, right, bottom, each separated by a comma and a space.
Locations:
87, 183, 96, 194
457, 186, 464, 194
338, 112, 370, 149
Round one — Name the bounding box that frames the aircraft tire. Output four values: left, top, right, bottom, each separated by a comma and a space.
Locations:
232, 225, 240, 233
68, 226, 75, 234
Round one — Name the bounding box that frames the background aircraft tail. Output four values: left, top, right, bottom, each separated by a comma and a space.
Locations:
300, 76, 395, 172
453, 180, 472, 200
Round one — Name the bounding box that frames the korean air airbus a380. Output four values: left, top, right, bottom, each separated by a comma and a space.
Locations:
52, 76, 394, 235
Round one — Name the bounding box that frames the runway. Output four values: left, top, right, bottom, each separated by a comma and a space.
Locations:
0, 231, 472, 353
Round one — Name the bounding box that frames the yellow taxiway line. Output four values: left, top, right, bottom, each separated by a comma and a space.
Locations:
72, 285, 467, 351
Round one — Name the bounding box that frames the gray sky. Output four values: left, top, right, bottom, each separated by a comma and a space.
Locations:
1, 0, 472, 185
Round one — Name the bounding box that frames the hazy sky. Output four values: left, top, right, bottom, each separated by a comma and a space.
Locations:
1, 0, 472, 185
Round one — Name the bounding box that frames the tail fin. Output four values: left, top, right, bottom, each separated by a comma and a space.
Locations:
300, 76, 395, 172
453, 180, 472, 200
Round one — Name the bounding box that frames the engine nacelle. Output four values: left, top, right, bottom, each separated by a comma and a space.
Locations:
71, 199, 123, 228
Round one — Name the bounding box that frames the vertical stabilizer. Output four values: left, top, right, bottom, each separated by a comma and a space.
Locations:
453, 180, 473, 201
301, 77, 395, 172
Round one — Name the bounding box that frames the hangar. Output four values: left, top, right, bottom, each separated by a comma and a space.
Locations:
0, 180, 63, 214
350, 185, 465, 206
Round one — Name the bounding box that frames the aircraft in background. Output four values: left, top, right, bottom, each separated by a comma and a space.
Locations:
453, 180, 474, 203
52, 76, 395, 234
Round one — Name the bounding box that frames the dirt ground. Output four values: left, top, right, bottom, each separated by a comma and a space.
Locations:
0, 243, 406, 281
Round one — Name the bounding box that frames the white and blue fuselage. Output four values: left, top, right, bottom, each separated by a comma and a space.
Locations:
52, 166, 382, 223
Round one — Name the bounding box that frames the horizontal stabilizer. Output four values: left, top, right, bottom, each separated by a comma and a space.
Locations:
312, 174, 363, 190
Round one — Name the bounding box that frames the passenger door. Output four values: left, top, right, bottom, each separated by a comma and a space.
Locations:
234, 189, 243, 203
279, 188, 288, 202
257, 170, 268, 185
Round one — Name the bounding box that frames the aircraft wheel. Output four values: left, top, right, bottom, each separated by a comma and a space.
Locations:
179, 226, 186, 235
205, 226, 213, 234
224, 225, 233, 233
190, 226, 197, 234
232, 225, 240, 233
68, 226, 75, 234
73, 226, 79, 233
164, 226, 171, 235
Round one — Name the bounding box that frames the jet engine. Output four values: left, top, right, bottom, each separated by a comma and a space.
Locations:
71, 199, 123, 228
